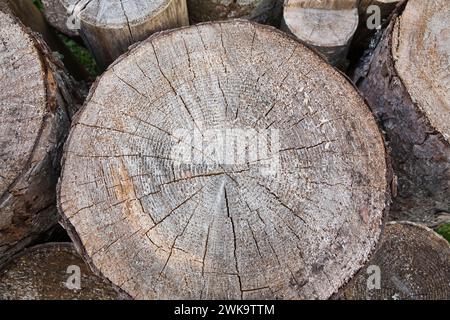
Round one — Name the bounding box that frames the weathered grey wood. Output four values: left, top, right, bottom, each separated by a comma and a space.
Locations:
0, 6, 81, 267
187, 0, 283, 26
0, 243, 128, 300
337, 222, 450, 300
6, 0, 89, 80
60, 0, 189, 70
58, 20, 391, 300
281, 0, 359, 69
42, 0, 79, 37
354, 0, 450, 228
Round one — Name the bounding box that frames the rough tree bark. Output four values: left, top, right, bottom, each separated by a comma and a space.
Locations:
354, 0, 450, 227
337, 222, 450, 300
0, 243, 128, 300
281, 0, 359, 68
59, 0, 189, 70
42, 0, 79, 37
187, 0, 283, 26
58, 20, 391, 300
0, 6, 82, 267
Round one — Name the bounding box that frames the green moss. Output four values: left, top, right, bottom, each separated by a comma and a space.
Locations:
436, 223, 450, 243
32, 0, 44, 11
58, 34, 99, 77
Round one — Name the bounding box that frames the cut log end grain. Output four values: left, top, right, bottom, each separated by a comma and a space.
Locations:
392, 1, 450, 144
282, 0, 359, 68
0, 7, 80, 266
337, 222, 450, 300
0, 243, 127, 300
187, 0, 283, 25
58, 20, 390, 300
355, 0, 450, 227
61, 0, 189, 69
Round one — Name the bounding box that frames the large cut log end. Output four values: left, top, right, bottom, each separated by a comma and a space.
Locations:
58, 20, 390, 299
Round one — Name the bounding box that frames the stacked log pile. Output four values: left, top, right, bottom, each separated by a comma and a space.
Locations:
0, 0, 448, 301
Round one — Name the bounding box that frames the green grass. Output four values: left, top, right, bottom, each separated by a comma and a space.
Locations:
58, 34, 99, 78
436, 223, 450, 243
32, 0, 44, 11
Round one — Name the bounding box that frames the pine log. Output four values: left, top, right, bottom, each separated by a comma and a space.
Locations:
42, 0, 79, 37
354, 0, 450, 228
337, 222, 450, 300
0, 6, 81, 266
58, 20, 391, 300
0, 243, 127, 300
60, 0, 189, 70
187, 0, 283, 26
281, 0, 359, 69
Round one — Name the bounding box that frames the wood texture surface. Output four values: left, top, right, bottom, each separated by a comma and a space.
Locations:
58, 20, 390, 300
61, 0, 189, 69
7, 0, 89, 80
282, 0, 359, 68
354, 0, 450, 227
337, 222, 450, 300
0, 6, 81, 266
0, 243, 127, 300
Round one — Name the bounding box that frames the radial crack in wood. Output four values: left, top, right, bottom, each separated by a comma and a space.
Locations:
58, 20, 390, 300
